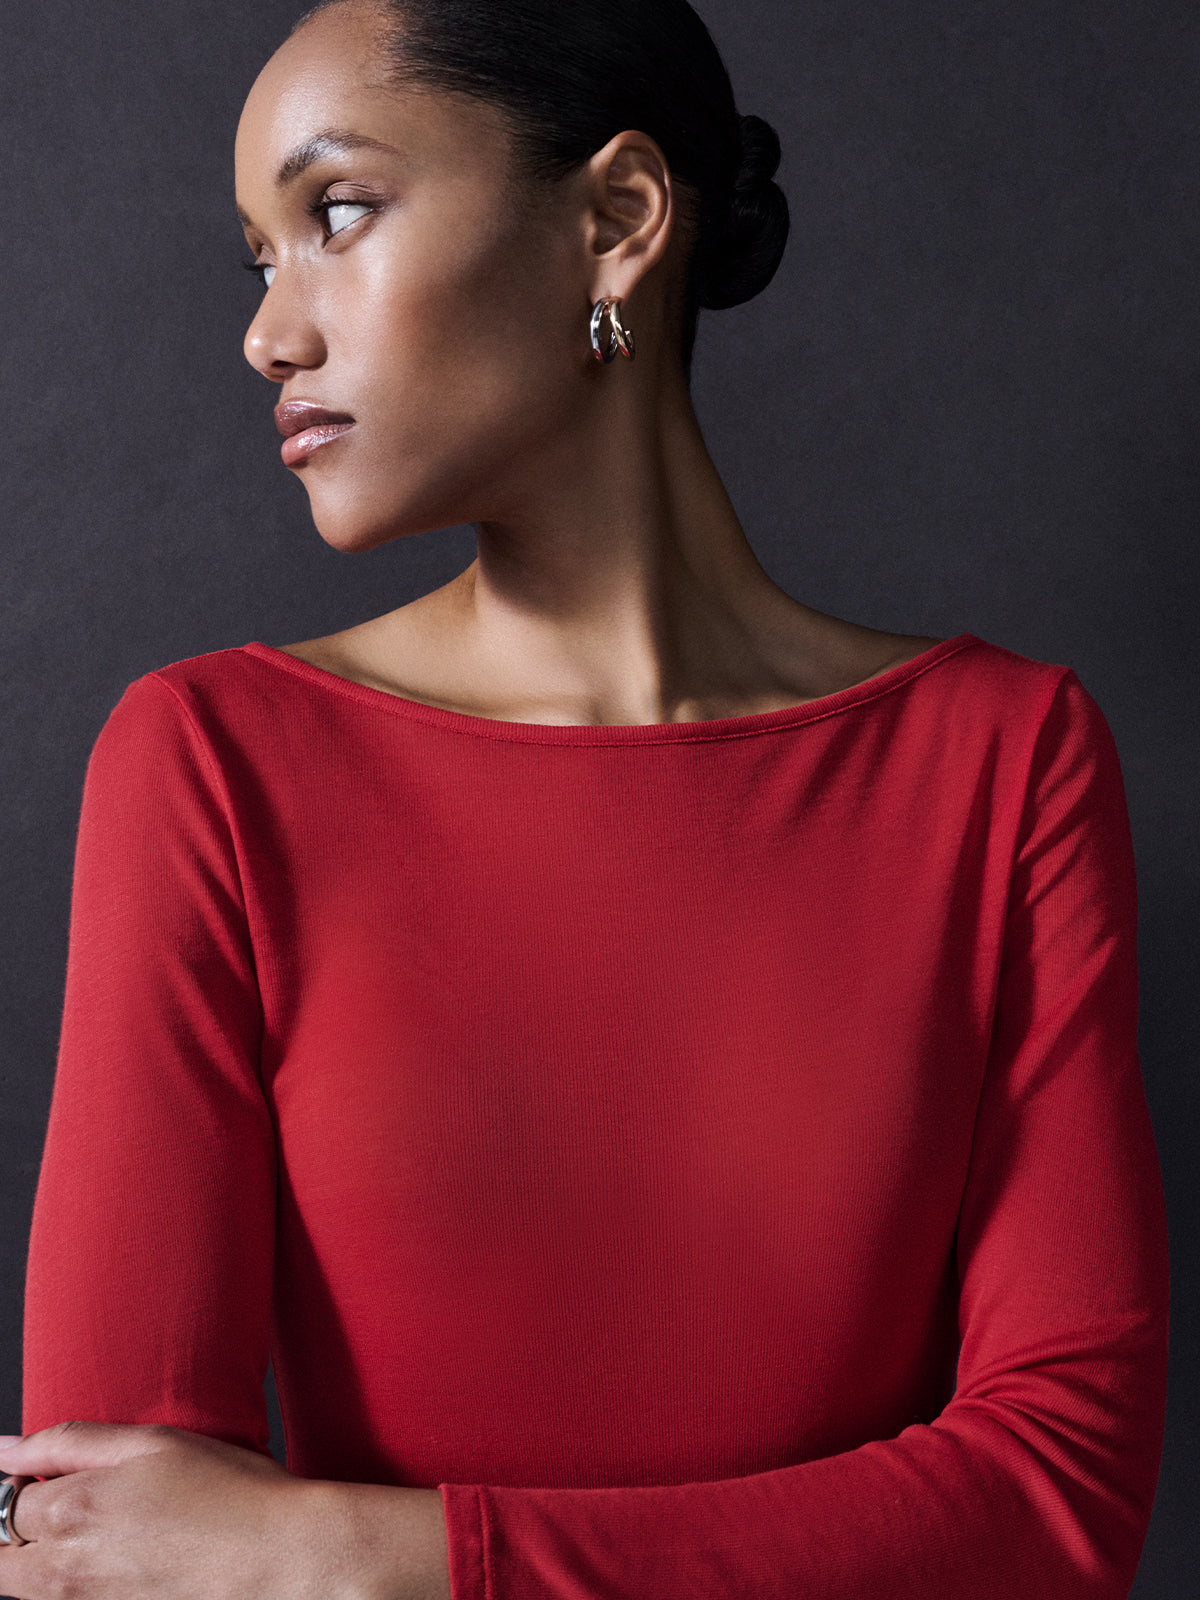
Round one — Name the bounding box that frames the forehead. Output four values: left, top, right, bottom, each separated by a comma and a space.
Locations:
234, 3, 511, 189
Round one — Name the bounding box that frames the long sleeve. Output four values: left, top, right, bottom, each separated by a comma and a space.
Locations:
21, 673, 276, 1455
437, 670, 1170, 1600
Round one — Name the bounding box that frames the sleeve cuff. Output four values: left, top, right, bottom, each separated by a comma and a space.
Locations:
440, 1483, 491, 1600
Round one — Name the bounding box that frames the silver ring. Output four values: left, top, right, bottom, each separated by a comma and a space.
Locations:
0, 1476, 28, 1545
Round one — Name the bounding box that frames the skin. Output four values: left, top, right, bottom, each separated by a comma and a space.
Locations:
236, 0, 940, 724
0, 6, 945, 1598
0, 1421, 448, 1600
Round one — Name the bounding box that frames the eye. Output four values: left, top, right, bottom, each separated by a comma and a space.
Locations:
238, 194, 374, 288
323, 201, 372, 236
241, 258, 275, 289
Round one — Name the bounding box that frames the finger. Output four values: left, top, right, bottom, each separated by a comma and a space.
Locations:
0, 1420, 171, 1479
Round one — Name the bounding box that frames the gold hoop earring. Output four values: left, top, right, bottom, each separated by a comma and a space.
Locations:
590, 297, 636, 363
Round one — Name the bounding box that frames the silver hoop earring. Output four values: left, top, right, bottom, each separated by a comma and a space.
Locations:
590, 297, 636, 363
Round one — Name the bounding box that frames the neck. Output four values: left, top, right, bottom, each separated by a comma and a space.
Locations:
415, 360, 815, 726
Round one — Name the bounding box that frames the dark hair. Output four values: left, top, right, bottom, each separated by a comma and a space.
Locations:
287, 0, 790, 376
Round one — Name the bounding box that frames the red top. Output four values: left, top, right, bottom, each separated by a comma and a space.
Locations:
22, 631, 1169, 1599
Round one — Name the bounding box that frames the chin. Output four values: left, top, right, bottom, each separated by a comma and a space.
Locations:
305, 490, 442, 554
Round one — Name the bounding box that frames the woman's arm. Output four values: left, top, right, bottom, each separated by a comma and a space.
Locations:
12, 673, 451, 1600
22, 673, 276, 1452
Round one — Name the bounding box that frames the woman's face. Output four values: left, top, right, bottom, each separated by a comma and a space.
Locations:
234, 1, 596, 551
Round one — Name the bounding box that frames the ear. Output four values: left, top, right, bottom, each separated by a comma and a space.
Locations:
582, 130, 675, 303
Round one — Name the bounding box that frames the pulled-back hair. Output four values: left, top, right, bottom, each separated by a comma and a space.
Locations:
287, 0, 790, 375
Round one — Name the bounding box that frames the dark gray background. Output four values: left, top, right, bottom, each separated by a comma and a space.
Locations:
2, 0, 1196, 1592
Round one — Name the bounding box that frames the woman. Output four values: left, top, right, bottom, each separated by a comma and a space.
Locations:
2, 1, 1169, 1597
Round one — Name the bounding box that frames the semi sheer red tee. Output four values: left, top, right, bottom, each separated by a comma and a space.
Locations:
21, 631, 1170, 1599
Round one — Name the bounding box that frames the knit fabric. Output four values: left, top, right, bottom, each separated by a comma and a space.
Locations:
22, 631, 1169, 1598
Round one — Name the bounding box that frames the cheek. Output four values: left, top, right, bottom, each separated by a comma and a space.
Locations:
352, 229, 585, 473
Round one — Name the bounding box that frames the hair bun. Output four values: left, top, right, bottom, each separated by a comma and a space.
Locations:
735, 112, 782, 194
697, 111, 790, 312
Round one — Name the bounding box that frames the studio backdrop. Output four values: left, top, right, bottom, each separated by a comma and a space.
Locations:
1, 2, 1195, 1594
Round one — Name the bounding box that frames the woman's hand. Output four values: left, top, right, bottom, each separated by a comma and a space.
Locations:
0, 1420, 450, 1600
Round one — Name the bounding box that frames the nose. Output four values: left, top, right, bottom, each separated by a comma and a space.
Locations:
243, 272, 325, 381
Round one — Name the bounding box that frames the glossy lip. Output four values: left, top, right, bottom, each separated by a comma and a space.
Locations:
274, 400, 357, 468
280, 421, 356, 467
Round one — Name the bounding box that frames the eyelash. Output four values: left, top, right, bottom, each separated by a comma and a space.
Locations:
241, 194, 375, 283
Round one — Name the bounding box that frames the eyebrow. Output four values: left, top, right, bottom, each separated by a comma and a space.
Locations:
236, 129, 401, 228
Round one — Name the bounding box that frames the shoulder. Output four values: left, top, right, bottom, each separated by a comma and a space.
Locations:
847, 629, 1123, 796
83, 646, 292, 803
926, 636, 1132, 837
944, 635, 1116, 754
136, 644, 278, 719
900, 630, 1087, 725
773, 607, 1073, 722
97, 642, 312, 745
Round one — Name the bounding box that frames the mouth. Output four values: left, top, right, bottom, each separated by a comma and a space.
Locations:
274, 400, 356, 468
279, 420, 356, 467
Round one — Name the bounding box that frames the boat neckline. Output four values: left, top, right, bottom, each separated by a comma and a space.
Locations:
239, 632, 981, 745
